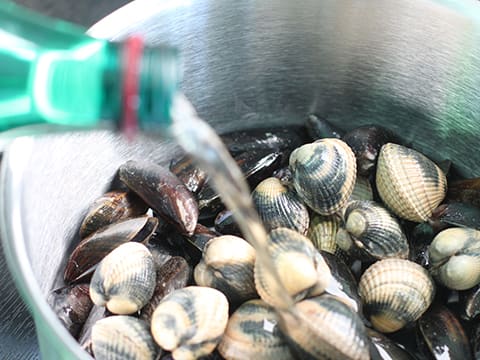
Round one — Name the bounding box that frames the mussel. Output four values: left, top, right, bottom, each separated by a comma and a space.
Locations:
65, 216, 158, 283
429, 227, 480, 290
289, 138, 357, 215
169, 154, 208, 194
376, 143, 447, 222
459, 284, 480, 321
214, 209, 242, 236
89, 242, 156, 315
305, 114, 344, 140
197, 149, 283, 219
339, 200, 409, 260
321, 251, 362, 313
252, 177, 310, 235
218, 299, 293, 360
150, 286, 229, 360
118, 160, 199, 235
367, 328, 415, 360
343, 125, 399, 177
92, 315, 158, 360
79, 191, 148, 239
417, 304, 473, 360
428, 202, 480, 233
254, 227, 331, 308
359, 258, 435, 333
48, 284, 93, 338
140, 256, 190, 323
194, 235, 257, 304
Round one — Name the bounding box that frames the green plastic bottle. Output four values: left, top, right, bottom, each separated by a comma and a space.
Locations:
0, 1, 181, 135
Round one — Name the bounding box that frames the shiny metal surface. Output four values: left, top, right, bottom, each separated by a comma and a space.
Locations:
1, 0, 480, 358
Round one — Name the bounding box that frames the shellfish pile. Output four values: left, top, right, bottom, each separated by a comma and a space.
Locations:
49, 119, 480, 359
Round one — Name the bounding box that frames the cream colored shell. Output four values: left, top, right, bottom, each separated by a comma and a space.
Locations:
376, 143, 447, 222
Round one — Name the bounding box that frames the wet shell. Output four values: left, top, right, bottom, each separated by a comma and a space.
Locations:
376, 143, 447, 222
460, 284, 480, 321
65, 216, 158, 283
252, 177, 310, 235
140, 257, 190, 324
289, 138, 357, 215
194, 235, 257, 304
367, 328, 415, 360
92, 315, 157, 360
214, 209, 242, 236
342, 200, 409, 260
180, 224, 221, 263
358, 259, 435, 333
254, 227, 331, 308
305, 114, 344, 140
169, 154, 208, 194
417, 305, 472, 360
151, 286, 229, 360
48, 284, 93, 338
90, 242, 156, 315
343, 125, 399, 177
321, 251, 362, 313
307, 214, 342, 256
472, 322, 480, 360
118, 160, 199, 235
280, 295, 369, 360
349, 176, 374, 202
218, 299, 293, 360
79, 191, 148, 239
429, 227, 480, 290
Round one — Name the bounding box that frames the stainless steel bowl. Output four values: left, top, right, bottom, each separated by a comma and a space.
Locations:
2, 0, 480, 358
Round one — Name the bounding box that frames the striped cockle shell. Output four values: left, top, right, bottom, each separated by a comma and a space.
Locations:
254, 228, 332, 308
429, 227, 480, 290
194, 235, 257, 304
89, 242, 156, 315
359, 259, 435, 333
349, 176, 374, 202
280, 295, 369, 360
91, 316, 157, 360
252, 177, 310, 235
342, 200, 409, 260
376, 143, 447, 222
218, 299, 293, 360
307, 214, 342, 256
151, 286, 229, 360
289, 138, 357, 215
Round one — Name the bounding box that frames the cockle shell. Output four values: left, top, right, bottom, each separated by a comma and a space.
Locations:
376, 143, 447, 222
289, 138, 357, 215
358, 259, 435, 333
89, 242, 156, 315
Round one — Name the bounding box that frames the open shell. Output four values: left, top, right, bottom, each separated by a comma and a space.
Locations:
89, 242, 156, 315
151, 286, 229, 360
289, 138, 357, 215
376, 143, 447, 222
359, 259, 435, 333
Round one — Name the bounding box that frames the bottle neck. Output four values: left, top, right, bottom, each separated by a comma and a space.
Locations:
102, 37, 181, 136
